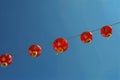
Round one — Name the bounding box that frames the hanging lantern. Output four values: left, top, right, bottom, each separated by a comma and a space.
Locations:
0, 54, 13, 67
100, 25, 112, 38
80, 31, 93, 43
53, 38, 68, 54
28, 44, 42, 57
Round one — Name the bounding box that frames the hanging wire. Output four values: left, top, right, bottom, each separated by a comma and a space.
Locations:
67, 34, 81, 40
64, 21, 120, 40
41, 42, 53, 47
3, 21, 120, 55
11, 50, 27, 54
110, 21, 120, 26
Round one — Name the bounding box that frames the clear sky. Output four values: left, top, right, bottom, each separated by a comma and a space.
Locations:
0, 0, 120, 80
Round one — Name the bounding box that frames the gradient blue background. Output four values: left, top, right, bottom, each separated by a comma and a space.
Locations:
0, 0, 120, 80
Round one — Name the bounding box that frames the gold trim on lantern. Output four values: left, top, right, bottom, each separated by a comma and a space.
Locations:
106, 33, 112, 38
1, 62, 8, 67
31, 51, 38, 57
86, 38, 91, 43
57, 47, 63, 53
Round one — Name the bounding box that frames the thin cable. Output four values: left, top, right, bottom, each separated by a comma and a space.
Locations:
65, 21, 120, 40
3, 21, 120, 55
41, 42, 53, 47
110, 21, 120, 26
89, 21, 120, 32
11, 42, 53, 54
67, 34, 80, 40
11, 50, 27, 54
90, 28, 101, 32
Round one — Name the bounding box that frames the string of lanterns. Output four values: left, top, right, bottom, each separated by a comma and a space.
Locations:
0, 21, 119, 68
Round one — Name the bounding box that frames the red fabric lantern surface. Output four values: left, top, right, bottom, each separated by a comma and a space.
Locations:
53, 38, 68, 53
0, 54, 13, 67
28, 44, 42, 57
80, 31, 93, 43
100, 25, 112, 38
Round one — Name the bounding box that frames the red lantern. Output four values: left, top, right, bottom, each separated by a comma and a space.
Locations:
53, 38, 68, 54
28, 44, 42, 57
0, 54, 13, 67
100, 25, 112, 38
80, 31, 93, 43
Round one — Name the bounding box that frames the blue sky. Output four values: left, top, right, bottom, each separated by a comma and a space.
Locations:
0, 0, 120, 80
